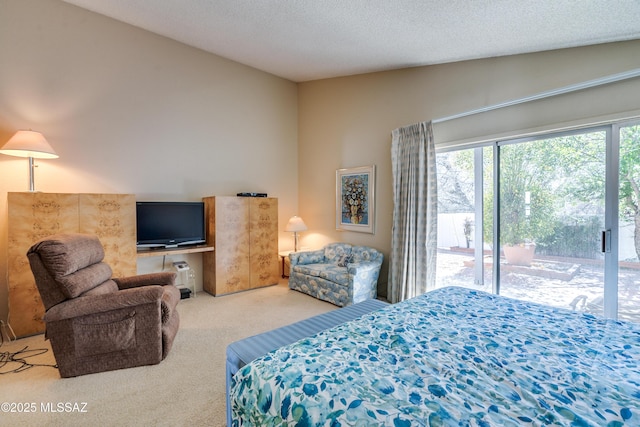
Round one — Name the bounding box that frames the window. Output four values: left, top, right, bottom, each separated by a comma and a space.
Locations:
436, 120, 640, 323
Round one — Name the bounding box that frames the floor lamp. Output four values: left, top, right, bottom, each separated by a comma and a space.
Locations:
0, 130, 58, 192
285, 216, 308, 252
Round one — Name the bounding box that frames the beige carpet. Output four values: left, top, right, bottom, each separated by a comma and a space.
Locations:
0, 280, 336, 427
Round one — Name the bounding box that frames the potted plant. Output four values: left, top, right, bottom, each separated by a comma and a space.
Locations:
463, 217, 473, 249
484, 147, 557, 266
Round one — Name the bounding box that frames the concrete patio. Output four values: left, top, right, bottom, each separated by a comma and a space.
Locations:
436, 249, 640, 323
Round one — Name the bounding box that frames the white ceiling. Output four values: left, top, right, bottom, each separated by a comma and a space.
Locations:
62, 0, 640, 82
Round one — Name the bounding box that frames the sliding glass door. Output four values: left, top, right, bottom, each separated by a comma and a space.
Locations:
617, 123, 640, 322
435, 146, 493, 292
497, 130, 607, 313
436, 120, 640, 323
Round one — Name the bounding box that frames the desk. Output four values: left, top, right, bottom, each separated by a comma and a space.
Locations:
137, 245, 214, 298
136, 245, 214, 258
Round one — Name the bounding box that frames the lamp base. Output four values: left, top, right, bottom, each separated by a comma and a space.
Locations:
28, 156, 35, 192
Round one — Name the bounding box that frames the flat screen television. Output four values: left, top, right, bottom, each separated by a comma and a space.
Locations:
136, 201, 206, 249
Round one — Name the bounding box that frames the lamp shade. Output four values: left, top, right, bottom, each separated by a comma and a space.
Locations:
0, 130, 58, 159
285, 216, 308, 232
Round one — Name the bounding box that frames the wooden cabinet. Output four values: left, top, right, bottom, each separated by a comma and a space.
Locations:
7, 192, 136, 337
202, 196, 278, 295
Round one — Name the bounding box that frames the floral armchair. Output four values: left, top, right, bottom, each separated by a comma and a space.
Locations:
288, 243, 383, 307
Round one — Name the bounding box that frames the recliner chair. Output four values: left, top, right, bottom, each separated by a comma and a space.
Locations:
27, 233, 180, 377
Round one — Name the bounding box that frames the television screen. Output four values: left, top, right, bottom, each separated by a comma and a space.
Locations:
136, 201, 206, 249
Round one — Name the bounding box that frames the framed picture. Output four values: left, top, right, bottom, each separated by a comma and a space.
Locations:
336, 165, 376, 233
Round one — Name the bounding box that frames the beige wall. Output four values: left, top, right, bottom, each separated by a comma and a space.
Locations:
0, 0, 298, 323
297, 40, 640, 298
2, 0, 640, 322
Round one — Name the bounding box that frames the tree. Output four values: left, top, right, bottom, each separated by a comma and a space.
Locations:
483, 140, 562, 247
619, 125, 640, 259
436, 151, 474, 213
483, 132, 605, 253
439, 126, 640, 261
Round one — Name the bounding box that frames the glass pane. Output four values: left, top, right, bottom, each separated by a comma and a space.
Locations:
498, 132, 606, 313
435, 147, 493, 291
618, 123, 640, 323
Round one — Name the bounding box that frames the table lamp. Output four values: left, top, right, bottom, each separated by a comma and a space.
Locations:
0, 130, 58, 192
285, 216, 307, 252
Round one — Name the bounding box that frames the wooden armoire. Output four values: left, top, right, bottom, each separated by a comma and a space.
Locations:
7, 192, 136, 337
202, 196, 279, 295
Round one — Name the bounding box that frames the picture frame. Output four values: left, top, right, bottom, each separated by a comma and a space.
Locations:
336, 165, 376, 234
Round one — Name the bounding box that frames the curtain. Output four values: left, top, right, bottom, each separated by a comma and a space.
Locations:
388, 121, 437, 303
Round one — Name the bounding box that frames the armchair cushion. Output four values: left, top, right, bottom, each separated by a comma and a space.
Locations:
292, 249, 325, 265
32, 233, 105, 277
29, 233, 113, 299
58, 262, 113, 299
336, 253, 352, 267
323, 243, 352, 264
293, 263, 350, 286
351, 245, 379, 263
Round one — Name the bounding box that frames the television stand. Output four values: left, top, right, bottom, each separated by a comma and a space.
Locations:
136, 245, 214, 258
137, 245, 214, 298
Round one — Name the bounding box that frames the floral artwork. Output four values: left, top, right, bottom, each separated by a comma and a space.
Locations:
336, 165, 375, 233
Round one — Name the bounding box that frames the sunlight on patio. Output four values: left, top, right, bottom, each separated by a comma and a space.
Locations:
436, 249, 640, 324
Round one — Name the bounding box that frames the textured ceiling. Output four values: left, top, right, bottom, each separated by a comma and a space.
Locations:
62, 0, 640, 82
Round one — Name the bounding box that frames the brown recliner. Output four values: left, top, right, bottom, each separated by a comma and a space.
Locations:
27, 233, 180, 378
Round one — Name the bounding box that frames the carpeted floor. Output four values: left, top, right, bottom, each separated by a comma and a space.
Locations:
0, 280, 335, 426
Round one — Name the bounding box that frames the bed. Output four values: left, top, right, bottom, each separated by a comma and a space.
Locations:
225, 298, 389, 426
229, 286, 640, 426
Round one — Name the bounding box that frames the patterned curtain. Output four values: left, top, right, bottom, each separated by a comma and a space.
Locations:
388, 121, 438, 303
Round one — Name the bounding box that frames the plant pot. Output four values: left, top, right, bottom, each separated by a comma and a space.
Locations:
503, 243, 536, 266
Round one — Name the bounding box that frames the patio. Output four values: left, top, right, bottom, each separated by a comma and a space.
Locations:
436, 248, 640, 323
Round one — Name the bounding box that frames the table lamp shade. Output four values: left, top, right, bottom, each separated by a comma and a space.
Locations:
0, 130, 58, 159
285, 216, 308, 232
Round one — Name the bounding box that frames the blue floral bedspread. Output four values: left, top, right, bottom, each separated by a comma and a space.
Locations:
230, 286, 640, 426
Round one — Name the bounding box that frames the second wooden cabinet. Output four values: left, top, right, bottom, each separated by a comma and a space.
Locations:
202, 196, 279, 295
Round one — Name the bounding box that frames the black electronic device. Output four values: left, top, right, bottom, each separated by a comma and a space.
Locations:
136, 201, 206, 249
179, 287, 192, 299
237, 192, 267, 197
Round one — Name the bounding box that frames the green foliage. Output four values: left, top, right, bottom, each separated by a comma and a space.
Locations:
619, 125, 640, 260
442, 124, 640, 259
483, 132, 605, 247
536, 216, 602, 259
619, 125, 640, 216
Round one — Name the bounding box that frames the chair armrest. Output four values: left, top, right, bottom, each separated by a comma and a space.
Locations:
114, 272, 176, 290
348, 261, 382, 300
347, 261, 381, 277
289, 249, 324, 267
44, 286, 165, 322
160, 285, 180, 323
